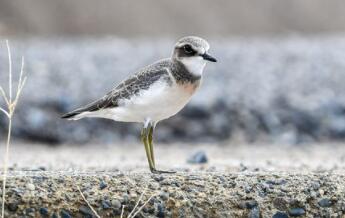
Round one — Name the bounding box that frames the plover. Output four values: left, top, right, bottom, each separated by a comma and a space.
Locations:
62, 36, 217, 173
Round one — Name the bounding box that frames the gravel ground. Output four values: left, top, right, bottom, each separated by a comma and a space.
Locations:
1, 171, 345, 217
1, 143, 345, 217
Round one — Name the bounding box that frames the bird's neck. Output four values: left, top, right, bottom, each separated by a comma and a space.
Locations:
171, 58, 202, 84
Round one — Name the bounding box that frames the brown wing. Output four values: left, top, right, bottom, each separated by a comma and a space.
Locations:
61, 66, 170, 119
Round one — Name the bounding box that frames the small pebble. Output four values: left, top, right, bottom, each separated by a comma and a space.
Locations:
156, 203, 165, 218
273, 211, 289, 218
273, 197, 287, 211
7, 203, 18, 212
39, 207, 49, 216
79, 205, 94, 217
147, 206, 155, 214
246, 200, 258, 209
244, 186, 252, 193
111, 199, 122, 209
318, 198, 332, 207
160, 191, 169, 201
248, 207, 260, 218
102, 200, 112, 209
25, 207, 35, 215
130, 192, 138, 199
60, 209, 72, 218
310, 191, 317, 198
122, 194, 129, 203
288, 208, 305, 217
113, 208, 122, 216
319, 189, 324, 195
99, 180, 108, 190
311, 182, 320, 190
153, 175, 165, 182
149, 182, 160, 189
239, 200, 258, 209
26, 183, 35, 191
187, 151, 208, 164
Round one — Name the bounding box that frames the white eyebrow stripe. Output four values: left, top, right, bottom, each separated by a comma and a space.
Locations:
175, 42, 187, 47
175, 42, 208, 54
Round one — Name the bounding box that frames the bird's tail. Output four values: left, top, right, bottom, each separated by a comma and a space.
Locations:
61, 112, 77, 119
61, 109, 85, 120
61, 99, 104, 120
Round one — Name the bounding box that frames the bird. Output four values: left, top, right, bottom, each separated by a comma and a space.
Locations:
61, 36, 217, 173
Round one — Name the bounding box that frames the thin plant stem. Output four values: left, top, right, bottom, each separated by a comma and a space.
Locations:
77, 186, 101, 218
127, 187, 147, 218
120, 205, 125, 218
0, 108, 9, 118
17, 57, 24, 94
13, 57, 25, 108
0, 87, 9, 107
6, 40, 12, 103
1, 40, 26, 218
1, 119, 11, 218
130, 194, 156, 218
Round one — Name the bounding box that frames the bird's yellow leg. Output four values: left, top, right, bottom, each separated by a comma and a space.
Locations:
141, 126, 155, 172
148, 125, 156, 167
142, 121, 175, 174
147, 123, 176, 174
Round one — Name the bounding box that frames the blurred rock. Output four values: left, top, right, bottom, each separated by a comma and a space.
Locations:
288, 208, 305, 216
318, 198, 333, 207
273, 212, 288, 218
39, 208, 48, 216
187, 151, 208, 164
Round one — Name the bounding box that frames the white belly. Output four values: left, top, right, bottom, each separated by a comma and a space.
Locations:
91, 79, 200, 123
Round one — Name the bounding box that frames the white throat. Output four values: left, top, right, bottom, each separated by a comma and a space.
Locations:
180, 56, 206, 76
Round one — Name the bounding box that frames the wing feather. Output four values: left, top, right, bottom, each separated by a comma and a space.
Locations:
61, 61, 171, 119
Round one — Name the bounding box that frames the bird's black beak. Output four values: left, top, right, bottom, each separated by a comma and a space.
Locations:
200, 53, 217, 62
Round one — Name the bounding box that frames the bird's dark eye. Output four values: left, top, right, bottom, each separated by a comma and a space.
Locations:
183, 45, 194, 54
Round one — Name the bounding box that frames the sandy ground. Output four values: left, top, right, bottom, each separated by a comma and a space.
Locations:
1, 142, 345, 217
1, 142, 345, 172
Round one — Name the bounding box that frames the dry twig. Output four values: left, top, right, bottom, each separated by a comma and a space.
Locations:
76, 185, 101, 218
120, 205, 125, 218
1, 40, 26, 218
127, 186, 156, 218
127, 187, 147, 218
129, 193, 156, 218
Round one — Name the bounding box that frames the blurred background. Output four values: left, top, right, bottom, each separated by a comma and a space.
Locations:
1, 0, 345, 146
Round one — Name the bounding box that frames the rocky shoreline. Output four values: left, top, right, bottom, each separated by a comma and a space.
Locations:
1, 171, 345, 217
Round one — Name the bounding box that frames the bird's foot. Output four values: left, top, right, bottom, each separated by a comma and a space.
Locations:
150, 168, 176, 174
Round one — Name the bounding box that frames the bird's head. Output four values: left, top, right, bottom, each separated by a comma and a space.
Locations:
172, 36, 217, 76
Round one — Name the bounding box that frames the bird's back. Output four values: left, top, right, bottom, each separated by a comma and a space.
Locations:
61, 58, 173, 120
